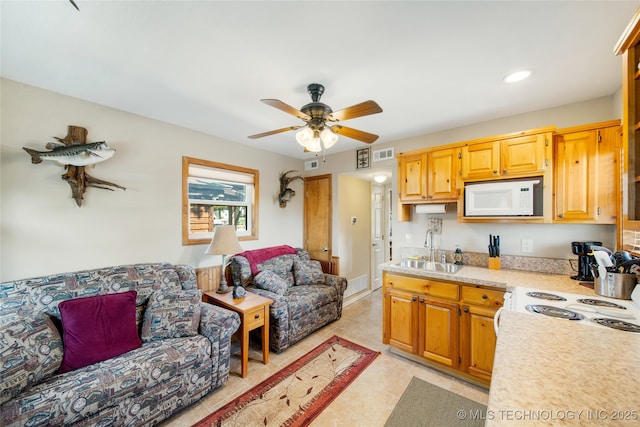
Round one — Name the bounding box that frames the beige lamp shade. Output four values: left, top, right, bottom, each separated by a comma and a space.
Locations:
204, 225, 243, 256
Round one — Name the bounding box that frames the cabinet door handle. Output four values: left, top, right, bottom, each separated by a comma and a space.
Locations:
482, 294, 488, 300
493, 170, 498, 174
412, 296, 417, 302
502, 169, 507, 174
463, 307, 469, 313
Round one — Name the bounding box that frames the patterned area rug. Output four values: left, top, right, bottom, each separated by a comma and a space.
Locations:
192, 335, 380, 427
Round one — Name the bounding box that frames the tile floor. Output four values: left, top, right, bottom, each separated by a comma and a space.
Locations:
160, 288, 489, 426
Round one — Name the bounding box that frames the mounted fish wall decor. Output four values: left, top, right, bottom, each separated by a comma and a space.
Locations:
23, 125, 125, 207
278, 170, 304, 208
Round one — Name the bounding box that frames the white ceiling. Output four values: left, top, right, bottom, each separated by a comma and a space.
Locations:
2, 1, 639, 160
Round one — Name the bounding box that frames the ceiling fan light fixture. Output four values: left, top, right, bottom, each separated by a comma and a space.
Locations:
306, 137, 322, 152
320, 128, 338, 149
296, 127, 313, 147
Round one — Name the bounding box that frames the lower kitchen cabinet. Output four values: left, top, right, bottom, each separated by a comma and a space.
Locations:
382, 272, 503, 385
420, 297, 459, 368
461, 304, 498, 382
386, 288, 419, 353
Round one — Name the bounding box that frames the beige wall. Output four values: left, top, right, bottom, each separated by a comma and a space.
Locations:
337, 175, 371, 281
0, 79, 304, 281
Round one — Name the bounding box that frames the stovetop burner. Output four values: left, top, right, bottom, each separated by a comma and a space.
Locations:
526, 304, 585, 321
525, 292, 567, 301
591, 318, 640, 333
577, 298, 627, 310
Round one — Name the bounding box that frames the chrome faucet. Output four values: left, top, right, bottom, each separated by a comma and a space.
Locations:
424, 228, 435, 262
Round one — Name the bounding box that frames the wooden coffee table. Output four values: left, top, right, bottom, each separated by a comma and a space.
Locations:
204, 290, 273, 378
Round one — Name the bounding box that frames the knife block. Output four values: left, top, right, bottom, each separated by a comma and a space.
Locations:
488, 257, 501, 270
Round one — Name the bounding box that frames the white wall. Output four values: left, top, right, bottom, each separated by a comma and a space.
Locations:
0, 79, 304, 281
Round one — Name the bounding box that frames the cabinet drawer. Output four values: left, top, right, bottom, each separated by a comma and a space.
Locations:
246, 306, 267, 330
385, 274, 459, 301
461, 286, 504, 308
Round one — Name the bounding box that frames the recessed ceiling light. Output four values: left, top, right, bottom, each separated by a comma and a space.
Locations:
503, 70, 531, 83
374, 175, 387, 183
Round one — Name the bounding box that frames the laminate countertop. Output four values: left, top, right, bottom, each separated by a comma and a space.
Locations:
381, 263, 640, 426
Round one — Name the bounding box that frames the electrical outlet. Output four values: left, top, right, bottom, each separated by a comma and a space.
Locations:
522, 239, 534, 253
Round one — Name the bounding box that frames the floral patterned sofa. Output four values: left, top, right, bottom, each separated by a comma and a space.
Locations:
227, 245, 348, 352
0, 263, 241, 427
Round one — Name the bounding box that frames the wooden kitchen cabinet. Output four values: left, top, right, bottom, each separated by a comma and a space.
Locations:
427, 147, 459, 201
398, 151, 428, 202
398, 148, 459, 203
553, 121, 620, 224
615, 11, 640, 252
419, 297, 459, 368
461, 129, 551, 181
383, 272, 503, 386
460, 141, 500, 180
385, 288, 419, 353
460, 304, 498, 382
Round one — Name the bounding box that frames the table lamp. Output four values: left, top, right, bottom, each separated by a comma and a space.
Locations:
204, 225, 242, 293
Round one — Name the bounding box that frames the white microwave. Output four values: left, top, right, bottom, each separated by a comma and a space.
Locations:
464, 179, 541, 217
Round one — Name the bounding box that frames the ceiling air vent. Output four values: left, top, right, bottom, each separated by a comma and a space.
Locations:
304, 159, 319, 171
373, 148, 394, 162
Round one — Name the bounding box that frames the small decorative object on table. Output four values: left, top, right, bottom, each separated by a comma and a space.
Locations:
233, 285, 246, 299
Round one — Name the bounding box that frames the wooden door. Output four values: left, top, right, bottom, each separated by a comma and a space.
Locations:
398, 152, 427, 201
501, 133, 546, 176
461, 141, 500, 180
460, 304, 498, 382
419, 297, 459, 368
554, 130, 597, 221
427, 148, 458, 200
304, 174, 332, 262
386, 288, 419, 353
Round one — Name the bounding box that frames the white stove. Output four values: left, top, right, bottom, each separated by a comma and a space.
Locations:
497, 286, 640, 334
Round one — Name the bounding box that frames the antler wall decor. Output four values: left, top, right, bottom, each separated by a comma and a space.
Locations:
278, 170, 304, 208
23, 125, 125, 207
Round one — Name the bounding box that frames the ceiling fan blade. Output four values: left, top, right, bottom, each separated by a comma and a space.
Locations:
330, 125, 379, 144
328, 100, 382, 122
261, 99, 310, 121
248, 126, 302, 139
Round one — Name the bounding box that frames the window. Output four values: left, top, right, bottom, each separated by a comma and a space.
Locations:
182, 156, 259, 245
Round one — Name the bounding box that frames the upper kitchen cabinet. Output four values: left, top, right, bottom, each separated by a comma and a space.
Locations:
461, 127, 553, 181
553, 121, 620, 224
398, 147, 459, 203
615, 8, 640, 253
460, 141, 500, 180
398, 151, 428, 202
427, 147, 460, 201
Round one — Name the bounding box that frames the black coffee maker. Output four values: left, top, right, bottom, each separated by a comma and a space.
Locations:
571, 241, 602, 281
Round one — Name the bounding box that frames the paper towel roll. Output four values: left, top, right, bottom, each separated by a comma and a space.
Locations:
415, 204, 446, 214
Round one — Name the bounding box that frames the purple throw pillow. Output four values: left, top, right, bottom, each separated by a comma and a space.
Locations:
58, 290, 141, 373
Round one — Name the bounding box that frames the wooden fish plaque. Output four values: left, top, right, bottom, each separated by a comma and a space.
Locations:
24, 125, 125, 207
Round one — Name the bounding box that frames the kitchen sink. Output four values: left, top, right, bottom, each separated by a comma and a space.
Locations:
397, 259, 462, 273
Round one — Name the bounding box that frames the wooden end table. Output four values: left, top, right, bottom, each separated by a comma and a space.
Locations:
203, 290, 273, 378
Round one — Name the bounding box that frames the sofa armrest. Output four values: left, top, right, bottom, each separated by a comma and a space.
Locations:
323, 274, 348, 317
198, 303, 241, 388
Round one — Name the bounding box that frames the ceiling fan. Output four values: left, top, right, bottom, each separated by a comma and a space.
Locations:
248, 83, 383, 152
